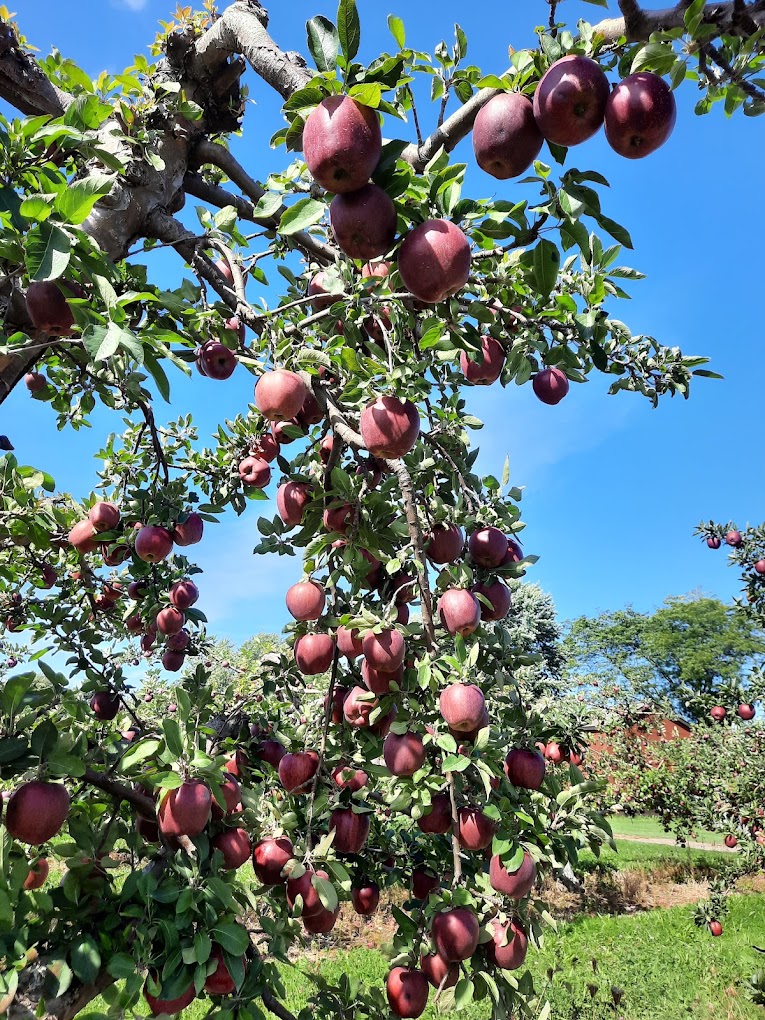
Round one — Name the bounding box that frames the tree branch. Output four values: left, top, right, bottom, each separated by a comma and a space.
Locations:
593, 0, 765, 42
400, 83, 503, 172
261, 988, 299, 1020
83, 767, 156, 817
0, 29, 73, 117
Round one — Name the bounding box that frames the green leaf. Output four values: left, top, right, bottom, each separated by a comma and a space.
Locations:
25, 222, 71, 282
162, 718, 185, 759
388, 14, 405, 48
313, 874, 339, 912
454, 978, 474, 1008
348, 82, 382, 108
279, 198, 325, 235
70, 936, 101, 984
143, 350, 171, 403
19, 195, 54, 222
252, 193, 283, 220
31, 719, 58, 760
121, 737, 162, 771
211, 922, 250, 956
107, 954, 138, 979
306, 16, 339, 72
595, 214, 633, 249
54, 173, 113, 225
532, 239, 560, 298
337, 0, 361, 61
684, 0, 706, 33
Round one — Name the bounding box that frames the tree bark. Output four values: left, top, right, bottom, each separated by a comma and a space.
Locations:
593, 0, 765, 41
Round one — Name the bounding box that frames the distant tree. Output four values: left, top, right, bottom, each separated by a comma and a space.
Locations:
503, 582, 566, 695
563, 593, 765, 722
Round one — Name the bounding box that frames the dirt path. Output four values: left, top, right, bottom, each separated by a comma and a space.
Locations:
614, 833, 732, 852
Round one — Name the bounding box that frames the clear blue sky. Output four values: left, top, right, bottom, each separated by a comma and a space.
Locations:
5, 0, 765, 645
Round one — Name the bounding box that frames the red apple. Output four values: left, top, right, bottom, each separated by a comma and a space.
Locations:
135, 525, 174, 564
360, 396, 420, 459
439, 683, 485, 732
724, 834, 738, 849
532, 366, 569, 405
330, 183, 397, 260
706, 536, 722, 550
362, 658, 403, 694
726, 529, 743, 547
200, 341, 237, 380
210, 774, 242, 819
343, 686, 379, 728
426, 524, 464, 564
398, 219, 471, 304
252, 739, 286, 770
157, 779, 212, 837
88, 501, 120, 532
238, 456, 271, 489
204, 946, 241, 995
6, 782, 70, 845
144, 981, 195, 1016
23, 857, 49, 890
329, 807, 370, 853
286, 580, 325, 621
384, 731, 426, 777
352, 880, 380, 915
68, 519, 98, 554
362, 628, 405, 673
287, 867, 329, 917
332, 765, 368, 791
252, 836, 294, 884
431, 907, 479, 962
438, 588, 481, 637
472, 578, 511, 622
90, 690, 120, 721
710, 706, 726, 722
212, 828, 251, 870
486, 918, 528, 970
473, 91, 543, 179
604, 72, 676, 159
302, 95, 381, 194
386, 967, 429, 1019
459, 334, 505, 384
420, 952, 458, 990
323, 502, 356, 535
278, 750, 319, 794
489, 851, 537, 898
169, 579, 199, 610
504, 748, 546, 790
276, 481, 312, 527
294, 633, 335, 675
416, 792, 452, 835
458, 806, 496, 850
533, 55, 609, 146
337, 625, 363, 659
302, 904, 340, 933
737, 704, 755, 720
468, 526, 507, 568
25, 280, 75, 335
255, 369, 306, 422
708, 920, 723, 937
412, 867, 441, 899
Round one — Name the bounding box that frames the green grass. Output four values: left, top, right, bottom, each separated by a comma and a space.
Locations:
608, 814, 725, 846
80, 893, 765, 1020
578, 838, 728, 875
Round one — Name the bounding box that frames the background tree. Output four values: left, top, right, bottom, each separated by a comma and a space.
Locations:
563, 593, 765, 722
0, 1, 762, 1020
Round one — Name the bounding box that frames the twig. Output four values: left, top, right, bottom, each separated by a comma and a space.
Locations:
304, 642, 339, 855
446, 769, 463, 884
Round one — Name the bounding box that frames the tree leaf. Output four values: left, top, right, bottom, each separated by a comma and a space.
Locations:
337, 0, 361, 61
54, 173, 113, 225
70, 936, 101, 984
279, 198, 325, 236
25, 222, 71, 282
306, 16, 339, 72
388, 14, 405, 48
210, 922, 250, 956
532, 238, 560, 298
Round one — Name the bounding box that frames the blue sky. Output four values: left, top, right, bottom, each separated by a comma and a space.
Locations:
5, 0, 765, 645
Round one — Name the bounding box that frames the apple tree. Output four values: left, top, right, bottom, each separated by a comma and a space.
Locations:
0, 1, 762, 1019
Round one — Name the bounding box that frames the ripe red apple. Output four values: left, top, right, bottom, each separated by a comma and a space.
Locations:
502, 537, 524, 565
726, 529, 743, 547
344, 685, 379, 727
438, 588, 481, 637
303, 904, 340, 933
169, 579, 199, 611
337, 625, 363, 659
544, 741, 564, 764
90, 690, 120, 721
426, 524, 464, 564
533, 366, 569, 405
486, 918, 528, 970
362, 628, 405, 673
135, 525, 173, 564
604, 72, 676, 159
144, 981, 195, 1016
431, 907, 480, 962
420, 953, 458, 990
252, 739, 286, 770
286, 580, 326, 621
255, 369, 306, 422
88, 501, 120, 532
708, 919, 723, 937
533, 55, 609, 146
352, 880, 380, 915
330, 807, 370, 853
211, 774, 242, 820
68, 519, 98, 554
412, 867, 440, 899
252, 836, 294, 884
490, 851, 537, 898
212, 828, 251, 870
362, 659, 403, 694
439, 683, 485, 732
360, 396, 420, 459
504, 748, 546, 790
204, 946, 240, 996
250, 433, 280, 464
325, 686, 349, 724
737, 703, 755, 720
6, 781, 70, 845
371, 704, 398, 737
332, 764, 368, 791
276, 481, 312, 527
200, 341, 237, 380
23, 857, 49, 890
128, 580, 149, 600
386, 967, 429, 1019
171, 512, 204, 548
294, 633, 335, 675
468, 526, 507, 568
472, 579, 511, 622
398, 219, 471, 304
706, 535, 722, 550
302, 95, 381, 193
755, 559, 765, 574
416, 792, 452, 835
287, 867, 329, 917
162, 649, 186, 672
710, 706, 727, 722
158, 779, 212, 837
25, 280, 76, 335
473, 91, 543, 179
156, 606, 184, 636
459, 334, 505, 384
278, 750, 319, 794
307, 270, 337, 311
384, 731, 426, 777
330, 183, 397, 260
214, 258, 234, 283
458, 806, 496, 850
323, 502, 356, 535
724, 834, 738, 849
238, 456, 271, 489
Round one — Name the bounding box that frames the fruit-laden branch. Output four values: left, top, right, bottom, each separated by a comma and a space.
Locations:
593, 0, 765, 41
400, 83, 504, 172
82, 766, 156, 817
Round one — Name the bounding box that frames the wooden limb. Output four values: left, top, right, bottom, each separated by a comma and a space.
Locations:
8, 964, 114, 1020
261, 988, 300, 1020
83, 766, 156, 817
593, 0, 765, 41
446, 770, 463, 884
0, 28, 72, 116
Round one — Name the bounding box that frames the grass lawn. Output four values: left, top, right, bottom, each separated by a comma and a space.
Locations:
608, 814, 725, 846
80, 893, 765, 1020
579, 838, 728, 874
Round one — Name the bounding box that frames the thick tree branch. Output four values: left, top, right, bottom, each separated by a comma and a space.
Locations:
593, 0, 765, 41
83, 767, 156, 817
0, 31, 72, 117
8, 964, 114, 1020
261, 988, 300, 1020
401, 84, 503, 172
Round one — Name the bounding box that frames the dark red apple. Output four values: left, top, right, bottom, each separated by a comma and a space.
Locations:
472, 578, 511, 622
330, 807, 370, 853
502, 537, 524, 565
386, 967, 429, 1019
238, 456, 271, 488
88, 501, 120, 532
458, 806, 496, 850
252, 739, 286, 770
533, 55, 609, 146
360, 396, 420, 459
6, 782, 70, 845
332, 764, 368, 791
325, 686, 350, 724
504, 748, 545, 790
302, 904, 340, 933
489, 851, 537, 898
431, 907, 480, 962
144, 981, 195, 1016
204, 946, 240, 995
157, 779, 212, 837
412, 867, 441, 899
23, 857, 49, 890
307, 271, 337, 311
726, 530, 743, 547
200, 341, 237, 380
544, 741, 564, 763
384, 731, 426, 777
323, 502, 356, 535
172, 512, 204, 547
135, 525, 174, 564
210, 774, 241, 820
706, 536, 722, 550
68, 519, 98, 554
337, 625, 363, 658
252, 836, 294, 884
343, 686, 378, 728
212, 828, 251, 870
486, 918, 528, 970
710, 706, 726, 722
362, 659, 403, 694
287, 867, 329, 917
439, 683, 485, 732
25, 280, 75, 335
398, 219, 471, 304
438, 588, 481, 637
255, 369, 306, 422
426, 524, 464, 564
737, 704, 755, 720
533, 366, 569, 405
459, 334, 505, 384
169, 580, 199, 610
604, 72, 676, 159
278, 750, 319, 794
468, 526, 507, 568
724, 834, 738, 849
330, 183, 397, 260
352, 880, 380, 915
294, 633, 335, 675
362, 628, 405, 673
420, 952, 458, 990
416, 792, 452, 835
302, 95, 382, 194
473, 91, 543, 179
90, 690, 120, 721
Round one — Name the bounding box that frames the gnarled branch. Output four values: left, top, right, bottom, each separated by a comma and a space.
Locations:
593, 0, 765, 42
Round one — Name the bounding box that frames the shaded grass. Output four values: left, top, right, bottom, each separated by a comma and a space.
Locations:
578, 838, 728, 876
